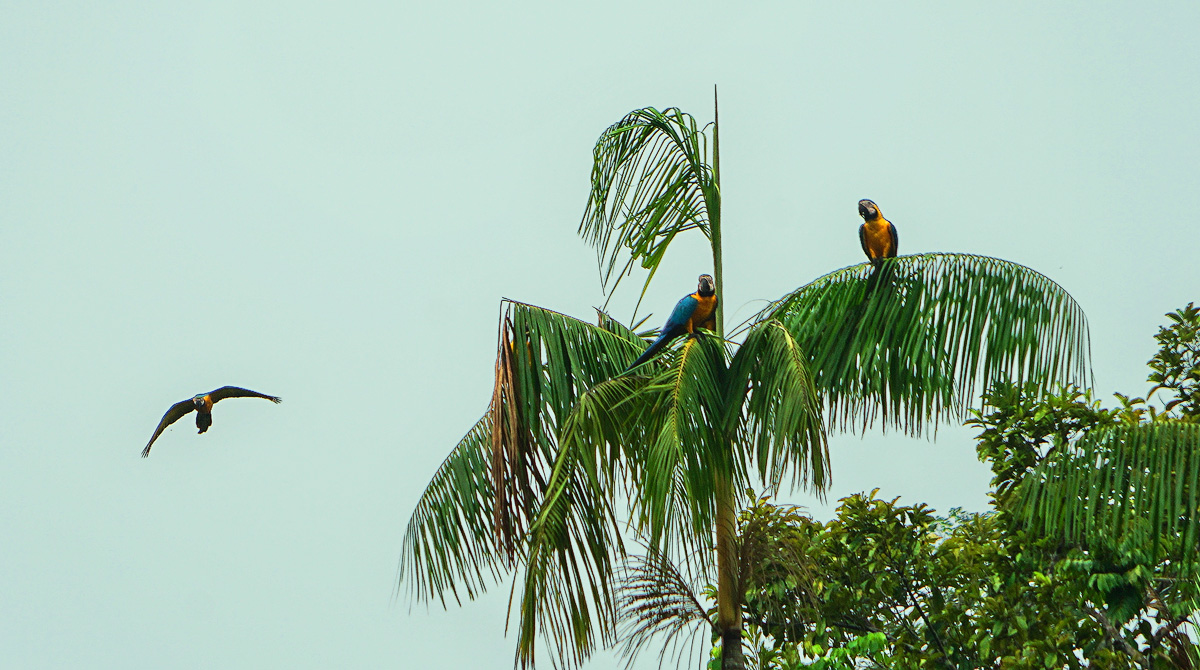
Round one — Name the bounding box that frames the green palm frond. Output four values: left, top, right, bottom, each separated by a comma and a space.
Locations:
491, 300, 647, 556
516, 447, 623, 669
501, 299, 646, 440
730, 320, 829, 493
617, 546, 714, 669
401, 300, 645, 611
579, 107, 718, 306
514, 382, 663, 669
509, 326, 831, 667
596, 307, 649, 342
764, 253, 1091, 435
487, 301, 649, 668
634, 336, 732, 550
399, 415, 504, 607
1016, 422, 1200, 565
513, 335, 731, 668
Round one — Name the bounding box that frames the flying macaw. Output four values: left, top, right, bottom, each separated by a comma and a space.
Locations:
858, 199, 899, 292
626, 274, 718, 371
141, 386, 281, 457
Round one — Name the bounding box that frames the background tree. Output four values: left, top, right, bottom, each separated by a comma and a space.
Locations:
399, 98, 1092, 669
1014, 302, 1200, 667
735, 304, 1200, 668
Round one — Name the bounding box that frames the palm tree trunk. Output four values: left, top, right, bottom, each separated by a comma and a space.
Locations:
715, 471, 746, 670
710, 85, 744, 670
711, 85, 723, 338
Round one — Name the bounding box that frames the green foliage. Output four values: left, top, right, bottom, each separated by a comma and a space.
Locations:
399, 416, 502, 606
1015, 421, 1200, 566
1147, 302, 1200, 417
399, 102, 1098, 670
970, 383, 1118, 502
616, 546, 713, 669
1012, 302, 1200, 575
799, 633, 887, 670
738, 491, 1157, 668
763, 253, 1091, 436
517, 326, 828, 667
734, 304, 1200, 668
579, 107, 719, 309
740, 493, 1008, 668
972, 379, 1200, 666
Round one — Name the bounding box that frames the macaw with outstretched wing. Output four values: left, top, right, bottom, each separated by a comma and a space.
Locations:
142, 386, 281, 457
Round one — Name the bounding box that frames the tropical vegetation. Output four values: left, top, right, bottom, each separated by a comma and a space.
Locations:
729, 303, 1200, 668
399, 96, 1098, 669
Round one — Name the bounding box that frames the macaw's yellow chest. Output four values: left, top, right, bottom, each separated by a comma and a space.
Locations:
863, 220, 894, 258
690, 294, 718, 331
198, 395, 214, 412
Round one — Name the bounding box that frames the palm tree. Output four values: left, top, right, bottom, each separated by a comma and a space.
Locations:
400, 94, 1091, 670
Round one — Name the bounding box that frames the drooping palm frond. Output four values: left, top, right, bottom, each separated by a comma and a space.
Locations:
729, 320, 829, 493
401, 300, 645, 610
635, 336, 733, 551
511, 371, 678, 668
763, 253, 1091, 435
508, 324, 832, 667
399, 415, 505, 607
512, 335, 732, 669
499, 300, 647, 448
491, 300, 647, 557
579, 107, 718, 307
616, 545, 714, 669
1015, 422, 1200, 567
516, 441, 625, 670
486, 301, 655, 669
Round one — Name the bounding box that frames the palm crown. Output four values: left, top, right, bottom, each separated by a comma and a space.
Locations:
400, 96, 1093, 670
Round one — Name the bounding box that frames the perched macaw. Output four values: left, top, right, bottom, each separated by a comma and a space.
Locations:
142, 386, 281, 457
858, 199, 899, 293
858, 199, 898, 267
626, 274, 718, 371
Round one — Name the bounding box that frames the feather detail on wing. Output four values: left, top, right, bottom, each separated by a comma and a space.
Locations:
625, 295, 700, 371
662, 295, 699, 335
208, 386, 282, 404
142, 399, 197, 457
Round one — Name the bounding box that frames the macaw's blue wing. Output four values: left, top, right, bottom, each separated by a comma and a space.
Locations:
662, 294, 699, 337
626, 294, 699, 371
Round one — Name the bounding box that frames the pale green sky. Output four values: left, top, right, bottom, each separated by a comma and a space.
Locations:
2, 2, 1197, 668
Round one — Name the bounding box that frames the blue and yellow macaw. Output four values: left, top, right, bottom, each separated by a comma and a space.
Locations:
858, 199, 898, 266
627, 274, 718, 371
858, 199, 898, 292
142, 386, 281, 457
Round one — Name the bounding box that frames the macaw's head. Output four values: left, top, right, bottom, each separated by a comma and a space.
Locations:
858, 199, 880, 222
192, 394, 206, 408
697, 274, 716, 297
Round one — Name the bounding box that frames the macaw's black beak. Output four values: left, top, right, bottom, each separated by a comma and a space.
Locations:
858, 200, 876, 219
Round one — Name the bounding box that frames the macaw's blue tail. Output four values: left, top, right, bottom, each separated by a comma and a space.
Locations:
626, 331, 673, 372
